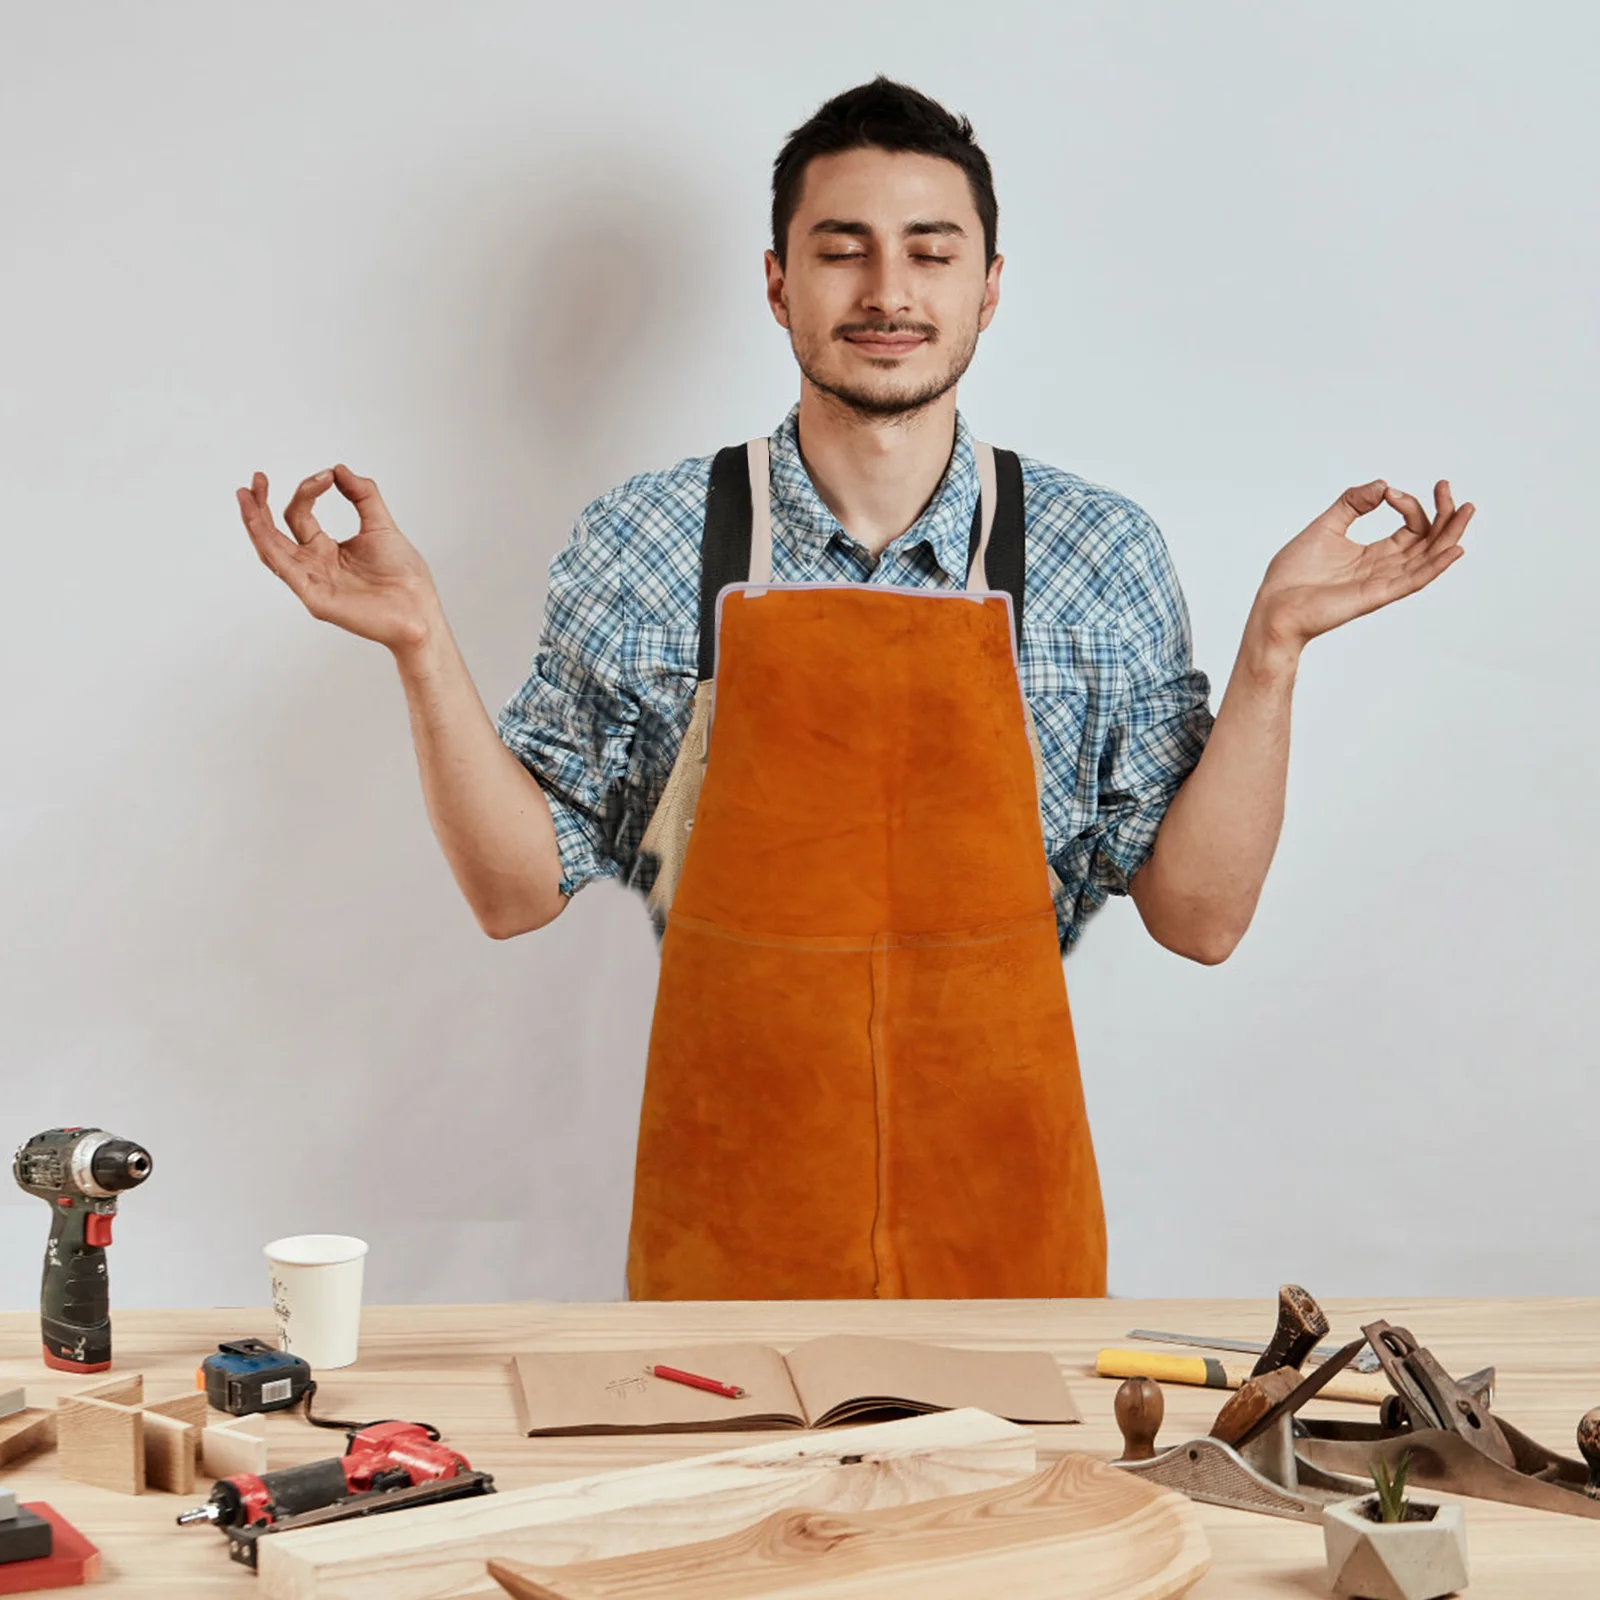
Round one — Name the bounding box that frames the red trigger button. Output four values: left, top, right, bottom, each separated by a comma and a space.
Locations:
86, 1214, 113, 1247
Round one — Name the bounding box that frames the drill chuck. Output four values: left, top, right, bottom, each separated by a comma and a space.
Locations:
88, 1139, 152, 1193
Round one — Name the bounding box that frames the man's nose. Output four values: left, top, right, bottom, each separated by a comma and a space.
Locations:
860, 257, 914, 318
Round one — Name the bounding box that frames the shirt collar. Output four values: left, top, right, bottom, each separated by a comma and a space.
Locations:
766, 404, 979, 585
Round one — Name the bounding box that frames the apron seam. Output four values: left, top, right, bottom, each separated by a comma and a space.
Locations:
663, 909, 1058, 952
868, 931, 891, 1300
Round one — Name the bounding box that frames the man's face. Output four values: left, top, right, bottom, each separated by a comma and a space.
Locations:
766, 147, 1002, 419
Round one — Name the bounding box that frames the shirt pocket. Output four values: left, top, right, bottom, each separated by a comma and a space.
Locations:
1019, 621, 1124, 852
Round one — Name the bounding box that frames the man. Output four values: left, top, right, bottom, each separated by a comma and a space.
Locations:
239, 79, 1470, 1301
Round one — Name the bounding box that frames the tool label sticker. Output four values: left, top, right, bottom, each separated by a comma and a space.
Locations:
261, 1378, 293, 1405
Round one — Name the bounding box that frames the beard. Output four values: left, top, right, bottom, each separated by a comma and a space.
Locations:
791, 315, 981, 419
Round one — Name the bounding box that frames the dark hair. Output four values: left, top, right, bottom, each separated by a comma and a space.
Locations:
771, 77, 998, 266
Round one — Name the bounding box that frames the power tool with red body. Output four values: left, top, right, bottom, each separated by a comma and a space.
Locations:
177, 1419, 495, 1567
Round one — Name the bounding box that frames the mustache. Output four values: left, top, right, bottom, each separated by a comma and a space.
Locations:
833, 320, 940, 342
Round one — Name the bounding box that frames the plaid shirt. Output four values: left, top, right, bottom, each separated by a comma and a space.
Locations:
497, 407, 1213, 951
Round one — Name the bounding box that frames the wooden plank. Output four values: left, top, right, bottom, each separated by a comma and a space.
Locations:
141, 1413, 198, 1496
56, 1396, 145, 1496
0, 1407, 56, 1467
486, 1453, 1210, 1600
259, 1408, 1035, 1600
200, 1412, 268, 1479
72, 1373, 144, 1407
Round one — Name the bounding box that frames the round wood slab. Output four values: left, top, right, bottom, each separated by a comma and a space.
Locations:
486, 1451, 1211, 1599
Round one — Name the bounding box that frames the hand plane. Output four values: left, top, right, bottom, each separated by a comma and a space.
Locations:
1110, 1288, 1600, 1523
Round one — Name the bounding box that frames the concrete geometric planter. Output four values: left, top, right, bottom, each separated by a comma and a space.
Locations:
1323, 1494, 1469, 1600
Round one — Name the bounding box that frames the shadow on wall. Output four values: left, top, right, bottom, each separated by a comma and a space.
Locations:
9, 153, 713, 1305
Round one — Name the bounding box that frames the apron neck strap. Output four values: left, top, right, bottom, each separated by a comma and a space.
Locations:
697, 436, 1025, 683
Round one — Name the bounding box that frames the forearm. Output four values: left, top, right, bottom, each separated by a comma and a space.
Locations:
392, 603, 567, 938
1130, 607, 1302, 963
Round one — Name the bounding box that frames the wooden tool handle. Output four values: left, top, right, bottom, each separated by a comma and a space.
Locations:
1210, 1368, 1302, 1446
1096, 1348, 1389, 1407
1577, 1407, 1600, 1498
1113, 1377, 1163, 1462
1250, 1284, 1330, 1377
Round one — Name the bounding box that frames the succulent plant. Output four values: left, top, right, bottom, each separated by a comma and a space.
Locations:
1370, 1449, 1414, 1524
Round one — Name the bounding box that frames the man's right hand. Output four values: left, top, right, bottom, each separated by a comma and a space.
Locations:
238, 465, 439, 654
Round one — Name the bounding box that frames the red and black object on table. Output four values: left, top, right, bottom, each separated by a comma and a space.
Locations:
177, 1419, 495, 1568
0, 1504, 99, 1595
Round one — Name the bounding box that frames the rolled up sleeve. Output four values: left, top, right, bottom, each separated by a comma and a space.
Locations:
496, 504, 637, 899
1091, 511, 1213, 895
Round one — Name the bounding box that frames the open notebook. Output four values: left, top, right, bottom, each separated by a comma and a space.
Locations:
509, 1334, 1080, 1436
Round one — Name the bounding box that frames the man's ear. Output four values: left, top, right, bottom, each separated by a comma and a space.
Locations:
764, 248, 792, 330
978, 253, 1004, 333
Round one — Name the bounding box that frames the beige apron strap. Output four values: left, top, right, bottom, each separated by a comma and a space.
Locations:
966, 441, 999, 591
640, 682, 715, 931
747, 437, 773, 586
639, 438, 771, 928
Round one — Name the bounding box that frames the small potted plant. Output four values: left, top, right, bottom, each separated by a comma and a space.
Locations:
1322, 1451, 1470, 1600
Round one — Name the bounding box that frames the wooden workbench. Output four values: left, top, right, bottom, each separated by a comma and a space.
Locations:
2, 1298, 1596, 1596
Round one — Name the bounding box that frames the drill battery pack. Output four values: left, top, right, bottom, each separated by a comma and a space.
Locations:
200, 1339, 313, 1416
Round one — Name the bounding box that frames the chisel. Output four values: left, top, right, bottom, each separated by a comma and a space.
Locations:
1096, 1347, 1391, 1405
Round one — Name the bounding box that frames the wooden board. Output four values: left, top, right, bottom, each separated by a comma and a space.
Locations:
55, 1395, 145, 1496
486, 1453, 1210, 1600
0, 1407, 56, 1467
259, 1408, 1035, 1600
201, 1412, 269, 1479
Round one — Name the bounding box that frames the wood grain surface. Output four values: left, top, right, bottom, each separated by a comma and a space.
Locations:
260, 1408, 1034, 1600
1, 1297, 1598, 1597
485, 1452, 1209, 1600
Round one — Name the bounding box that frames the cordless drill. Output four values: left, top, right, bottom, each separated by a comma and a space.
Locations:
178, 1421, 493, 1566
13, 1127, 152, 1372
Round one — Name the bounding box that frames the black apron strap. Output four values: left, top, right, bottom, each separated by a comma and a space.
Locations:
966, 446, 1026, 644
703, 438, 1025, 678
697, 445, 754, 682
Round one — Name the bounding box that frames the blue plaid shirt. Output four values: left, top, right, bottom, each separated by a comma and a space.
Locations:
497, 407, 1213, 950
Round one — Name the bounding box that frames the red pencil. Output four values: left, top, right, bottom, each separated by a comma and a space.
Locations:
646, 1363, 747, 1399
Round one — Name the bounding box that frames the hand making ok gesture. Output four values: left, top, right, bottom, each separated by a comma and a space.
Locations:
237, 465, 438, 653
1255, 478, 1474, 650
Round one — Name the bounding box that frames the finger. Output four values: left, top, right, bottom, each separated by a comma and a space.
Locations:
1425, 501, 1473, 556
1321, 479, 1389, 534
1433, 478, 1456, 525
237, 484, 307, 588
283, 468, 334, 546
1378, 542, 1466, 606
331, 463, 397, 531
1383, 486, 1431, 541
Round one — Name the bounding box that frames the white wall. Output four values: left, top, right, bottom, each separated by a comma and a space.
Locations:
2, 0, 1595, 1314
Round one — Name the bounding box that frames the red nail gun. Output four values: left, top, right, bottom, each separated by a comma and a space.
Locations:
177, 1418, 494, 1568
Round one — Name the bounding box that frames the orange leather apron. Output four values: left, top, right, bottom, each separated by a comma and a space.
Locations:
626, 455, 1106, 1300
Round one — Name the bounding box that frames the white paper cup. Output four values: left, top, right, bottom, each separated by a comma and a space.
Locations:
264, 1234, 368, 1370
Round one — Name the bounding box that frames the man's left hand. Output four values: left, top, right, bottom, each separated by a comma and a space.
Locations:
1252, 478, 1473, 652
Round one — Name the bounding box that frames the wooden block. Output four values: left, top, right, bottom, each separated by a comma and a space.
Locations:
55, 1396, 145, 1496
0, 1503, 100, 1595
485, 1454, 1210, 1600
145, 1392, 209, 1430
201, 1413, 268, 1480
0, 1487, 15, 1521
0, 1388, 25, 1422
142, 1412, 199, 1496
70, 1374, 143, 1407
0, 1409, 56, 1469
259, 1407, 1035, 1600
